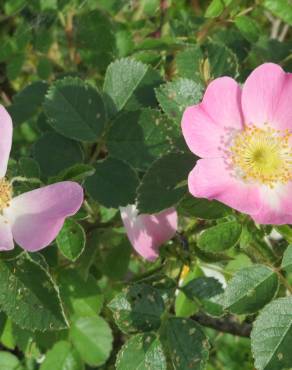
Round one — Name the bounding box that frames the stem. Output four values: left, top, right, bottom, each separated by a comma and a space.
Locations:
274, 269, 292, 295
10, 177, 43, 186
192, 312, 252, 338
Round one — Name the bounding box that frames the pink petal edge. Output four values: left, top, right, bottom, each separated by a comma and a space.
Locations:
4, 181, 84, 251
181, 77, 243, 158
241, 63, 292, 130
120, 205, 177, 261
0, 215, 14, 251
251, 183, 292, 225
0, 105, 13, 178
188, 158, 261, 215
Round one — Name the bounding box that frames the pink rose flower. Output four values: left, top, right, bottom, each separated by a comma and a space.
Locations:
0, 105, 83, 251
120, 205, 177, 261
182, 63, 292, 225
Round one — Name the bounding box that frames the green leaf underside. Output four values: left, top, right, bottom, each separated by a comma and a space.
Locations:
108, 284, 165, 334
155, 78, 203, 123
103, 58, 148, 113
198, 221, 242, 252
0, 254, 67, 331
281, 244, 292, 273
223, 265, 278, 314
70, 316, 113, 366
251, 296, 292, 370
161, 317, 209, 370
57, 219, 86, 262
116, 333, 167, 370
40, 341, 83, 370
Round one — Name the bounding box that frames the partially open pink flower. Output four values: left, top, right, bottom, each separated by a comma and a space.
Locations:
0, 105, 83, 251
182, 63, 292, 225
120, 205, 177, 261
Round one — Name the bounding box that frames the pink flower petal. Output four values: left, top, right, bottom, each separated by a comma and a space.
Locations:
0, 106, 12, 178
120, 205, 177, 261
252, 184, 292, 225
4, 181, 84, 252
182, 77, 243, 158
272, 72, 292, 131
188, 158, 261, 214
0, 215, 14, 251
242, 63, 289, 129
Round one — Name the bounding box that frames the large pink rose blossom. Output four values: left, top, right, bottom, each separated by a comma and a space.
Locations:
120, 205, 177, 261
182, 63, 292, 225
0, 105, 83, 251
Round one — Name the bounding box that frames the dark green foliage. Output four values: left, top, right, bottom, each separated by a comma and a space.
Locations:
0, 1, 291, 369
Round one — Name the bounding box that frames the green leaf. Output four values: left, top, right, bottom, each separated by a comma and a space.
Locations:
7, 54, 24, 81
57, 219, 86, 262
124, 67, 163, 111
0, 351, 21, 370
205, 0, 224, 18
281, 244, 292, 273
37, 57, 53, 79
175, 47, 203, 81
85, 157, 139, 208
44, 77, 106, 142
206, 41, 239, 78
161, 317, 209, 370
116, 333, 167, 370
182, 277, 224, 317
223, 265, 278, 314
70, 316, 113, 367
155, 78, 203, 123
18, 157, 40, 179
182, 277, 223, 301
74, 9, 116, 70
48, 164, 95, 184
263, 0, 292, 26
33, 132, 83, 177
40, 341, 84, 370
137, 152, 195, 213
235, 16, 260, 43
178, 195, 231, 219
100, 236, 132, 281
103, 57, 148, 114
108, 284, 165, 334
251, 296, 292, 370
0, 254, 68, 331
0, 318, 15, 350
40, 0, 58, 11
107, 109, 178, 170
8, 81, 48, 125
276, 225, 292, 243
198, 221, 242, 252
58, 269, 103, 317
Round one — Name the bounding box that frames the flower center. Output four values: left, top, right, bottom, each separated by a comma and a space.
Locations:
230, 124, 292, 187
0, 178, 12, 212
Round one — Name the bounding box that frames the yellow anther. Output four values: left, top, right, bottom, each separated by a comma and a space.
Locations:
230, 124, 292, 187
0, 178, 12, 212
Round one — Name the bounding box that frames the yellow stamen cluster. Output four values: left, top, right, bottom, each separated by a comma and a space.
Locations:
230, 124, 292, 187
0, 178, 12, 212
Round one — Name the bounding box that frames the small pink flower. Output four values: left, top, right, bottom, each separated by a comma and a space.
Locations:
0, 105, 83, 251
182, 63, 292, 225
120, 205, 177, 261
